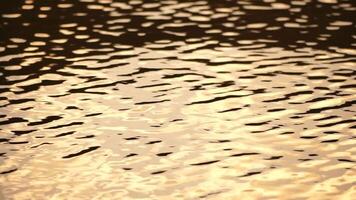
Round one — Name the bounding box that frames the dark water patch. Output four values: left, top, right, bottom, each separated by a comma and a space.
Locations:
31, 142, 52, 149
136, 83, 171, 89
8, 141, 28, 144
135, 99, 170, 105
307, 75, 329, 80
53, 131, 75, 138
321, 139, 339, 143
146, 140, 162, 145
314, 115, 339, 121
188, 94, 251, 105
280, 131, 294, 135
306, 97, 334, 103
0, 98, 35, 108
163, 72, 215, 79
209, 140, 231, 143
151, 170, 166, 175
125, 153, 138, 158
314, 87, 330, 91
84, 113, 102, 117
62, 146, 100, 159
65, 106, 81, 110
0, 138, 9, 143
267, 108, 286, 112
238, 75, 257, 79
76, 135, 95, 139
156, 152, 172, 157
264, 156, 283, 160
218, 107, 242, 113
191, 160, 220, 166
16, 80, 65, 94
316, 119, 356, 127
263, 91, 314, 103
46, 122, 84, 129
238, 171, 262, 178
12, 130, 36, 136
28, 115, 62, 126
299, 158, 314, 162
303, 100, 356, 114
338, 159, 354, 163
199, 191, 223, 199
323, 131, 339, 134
119, 68, 161, 77
0, 168, 17, 175
0, 117, 28, 126
124, 137, 139, 141
68, 79, 133, 94
245, 121, 270, 126
170, 119, 183, 122
230, 153, 260, 157
300, 136, 318, 139
251, 126, 279, 134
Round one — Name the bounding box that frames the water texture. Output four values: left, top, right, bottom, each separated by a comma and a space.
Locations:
0, 0, 355, 199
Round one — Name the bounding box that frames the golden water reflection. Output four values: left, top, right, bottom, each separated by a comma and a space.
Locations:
0, 0, 355, 199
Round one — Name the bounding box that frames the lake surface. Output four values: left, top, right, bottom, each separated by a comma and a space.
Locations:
0, 0, 355, 199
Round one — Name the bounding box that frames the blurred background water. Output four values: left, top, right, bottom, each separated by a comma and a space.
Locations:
0, 0, 355, 199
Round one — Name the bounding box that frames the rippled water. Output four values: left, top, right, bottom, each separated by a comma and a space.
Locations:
0, 0, 355, 199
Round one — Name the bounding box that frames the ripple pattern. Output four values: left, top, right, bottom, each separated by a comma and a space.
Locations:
0, 0, 355, 199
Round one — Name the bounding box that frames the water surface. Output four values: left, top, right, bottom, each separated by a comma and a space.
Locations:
0, 0, 355, 199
